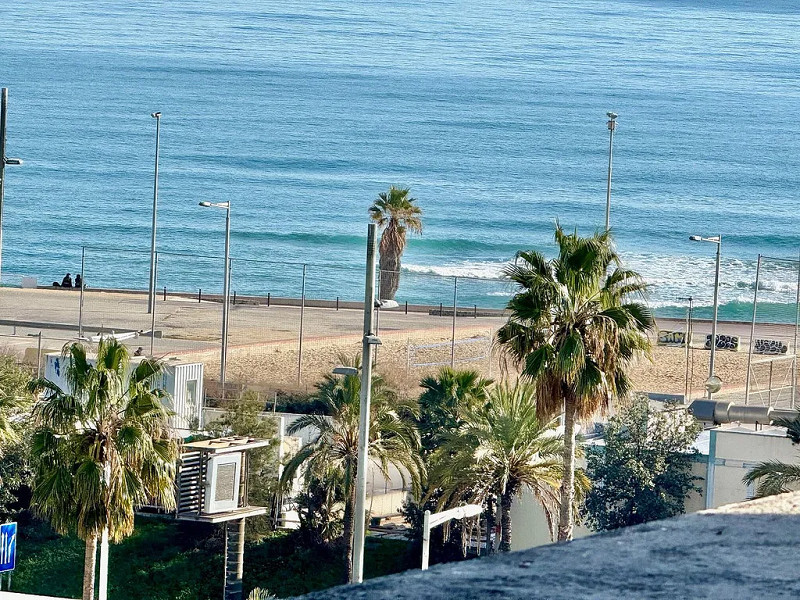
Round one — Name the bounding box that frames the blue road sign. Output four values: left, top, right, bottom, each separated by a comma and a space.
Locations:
0, 522, 17, 573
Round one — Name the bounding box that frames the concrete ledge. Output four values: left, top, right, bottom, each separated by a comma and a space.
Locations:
296, 492, 800, 599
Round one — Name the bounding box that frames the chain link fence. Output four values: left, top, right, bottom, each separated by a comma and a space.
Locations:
0, 247, 514, 400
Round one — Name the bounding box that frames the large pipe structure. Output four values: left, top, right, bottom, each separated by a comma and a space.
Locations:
688, 399, 798, 426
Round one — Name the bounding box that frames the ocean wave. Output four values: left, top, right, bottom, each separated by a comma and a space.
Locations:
403, 261, 509, 280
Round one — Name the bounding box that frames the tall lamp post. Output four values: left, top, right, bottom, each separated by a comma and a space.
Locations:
0, 88, 24, 285
199, 201, 231, 398
147, 111, 162, 314
351, 223, 381, 584
605, 112, 618, 231
689, 235, 722, 399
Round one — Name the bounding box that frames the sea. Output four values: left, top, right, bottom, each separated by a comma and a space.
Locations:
2, 0, 800, 322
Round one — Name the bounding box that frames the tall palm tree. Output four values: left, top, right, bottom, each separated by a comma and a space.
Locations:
430, 382, 588, 551
418, 367, 492, 454
29, 339, 179, 600
369, 186, 423, 301
743, 415, 800, 497
279, 355, 423, 582
496, 226, 653, 541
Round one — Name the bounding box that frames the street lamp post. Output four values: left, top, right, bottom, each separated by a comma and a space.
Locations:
689, 235, 722, 399
605, 112, 618, 231
351, 223, 381, 584
0, 88, 24, 285
147, 112, 162, 314
199, 201, 231, 399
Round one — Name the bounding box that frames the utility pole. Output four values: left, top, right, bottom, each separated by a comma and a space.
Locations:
605, 112, 618, 231
0, 88, 24, 283
351, 223, 380, 584
0, 88, 6, 284
147, 112, 161, 314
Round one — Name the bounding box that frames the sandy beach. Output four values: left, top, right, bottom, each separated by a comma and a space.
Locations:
1, 287, 797, 404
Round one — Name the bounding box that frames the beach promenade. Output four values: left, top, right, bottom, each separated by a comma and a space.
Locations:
1, 287, 797, 400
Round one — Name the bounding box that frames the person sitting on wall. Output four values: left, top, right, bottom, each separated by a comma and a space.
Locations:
74, 274, 82, 288
53, 273, 73, 287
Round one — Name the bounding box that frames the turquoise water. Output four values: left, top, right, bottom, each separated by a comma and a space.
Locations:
2, 1, 800, 316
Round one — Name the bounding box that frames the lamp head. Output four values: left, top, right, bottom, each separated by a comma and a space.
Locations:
199, 201, 212, 207
365, 335, 382, 346
151, 112, 161, 119
607, 112, 618, 120
333, 366, 359, 376
689, 235, 702, 241
4, 158, 22, 166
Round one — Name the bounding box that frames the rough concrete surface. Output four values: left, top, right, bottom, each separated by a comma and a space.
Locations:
296, 492, 800, 599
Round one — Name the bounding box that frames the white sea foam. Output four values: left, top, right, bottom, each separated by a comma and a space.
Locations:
403, 261, 508, 280
405, 253, 800, 310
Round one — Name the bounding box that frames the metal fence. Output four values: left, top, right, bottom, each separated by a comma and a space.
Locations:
0, 246, 513, 398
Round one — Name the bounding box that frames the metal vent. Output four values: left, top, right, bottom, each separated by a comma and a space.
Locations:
177, 450, 204, 514
214, 463, 237, 502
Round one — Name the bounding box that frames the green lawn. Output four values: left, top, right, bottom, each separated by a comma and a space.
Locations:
12, 517, 416, 599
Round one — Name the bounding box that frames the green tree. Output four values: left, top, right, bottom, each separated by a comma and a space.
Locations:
207, 390, 280, 538
403, 368, 492, 562
496, 226, 653, 541
584, 395, 702, 531
418, 367, 492, 454
743, 415, 800, 497
430, 382, 588, 551
279, 355, 423, 582
0, 354, 34, 518
29, 340, 179, 600
369, 186, 423, 301
293, 467, 346, 547
0, 354, 32, 448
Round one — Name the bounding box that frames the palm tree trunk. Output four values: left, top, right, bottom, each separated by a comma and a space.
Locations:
557, 402, 577, 542
485, 495, 495, 555
499, 490, 513, 552
83, 534, 98, 600
379, 251, 401, 301
342, 479, 357, 583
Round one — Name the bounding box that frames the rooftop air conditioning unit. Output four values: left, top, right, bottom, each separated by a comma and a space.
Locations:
205, 452, 242, 514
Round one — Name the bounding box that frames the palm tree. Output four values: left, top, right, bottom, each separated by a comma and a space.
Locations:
430, 382, 588, 551
29, 339, 179, 600
0, 354, 32, 450
279, 355, 423, 581
496, 226, 653, 541
743, 415, 800, 497
418, 367, 492, 454
369, 186, 423, 301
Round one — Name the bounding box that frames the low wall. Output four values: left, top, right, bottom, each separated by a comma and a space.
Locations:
295, 492, 800, 599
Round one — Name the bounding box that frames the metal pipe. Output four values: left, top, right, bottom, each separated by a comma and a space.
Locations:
150, 252, 158, 356
421, 510, 431, 571
793, 249, 800, 409
683, 297, 692, 403
605, 112, 617, 231
451, 276, 457, 368
709, 237, 722, 399
98, 526, 109, 600
0, 88, 6, 283
78, 247, 85, 339
297, 263, 306, 384
221, 204, 231, 398
351, 223, 378, 584
36, 331, 42, 378
147, 112, 161, 314
745, 255, 762, 406
689, 300, 695, 400
373, 302, 381, 367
